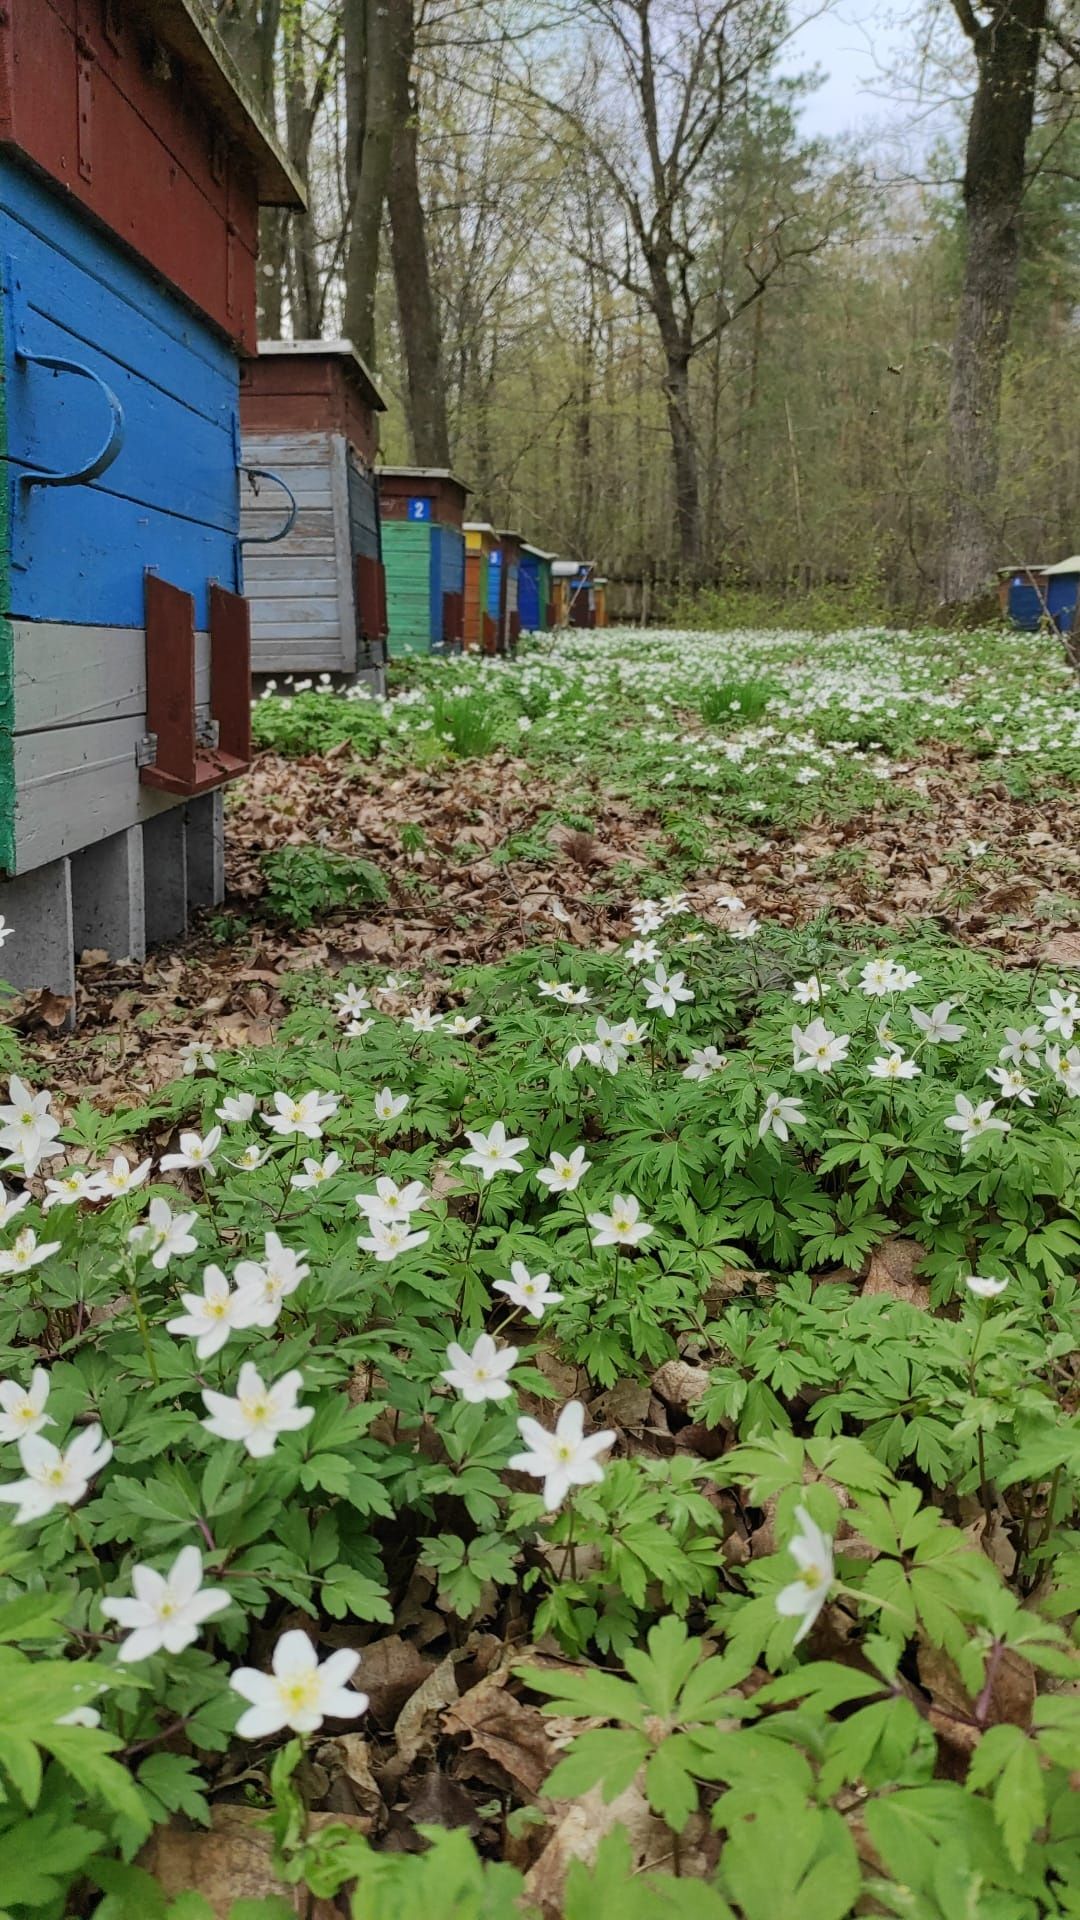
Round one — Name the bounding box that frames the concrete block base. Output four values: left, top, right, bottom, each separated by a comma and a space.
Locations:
0, 860, 75, 1002
142, 808, 188, 949
185, 791, 225, 912
71, 826, 146, 963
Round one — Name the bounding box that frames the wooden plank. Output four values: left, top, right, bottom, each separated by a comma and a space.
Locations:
1, 0, 267, 347
9, 712, 213, 873
329, 435, 357, 673
12, 622, 209, 733
250, 598, 341, 626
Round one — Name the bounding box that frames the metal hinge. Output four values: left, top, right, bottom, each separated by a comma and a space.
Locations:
135, 733, 158, 768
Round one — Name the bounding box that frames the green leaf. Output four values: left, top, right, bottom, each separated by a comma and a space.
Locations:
543, 1728, 650, 1802
645, 1734, 701, 1832
42, 1725, 153, 1837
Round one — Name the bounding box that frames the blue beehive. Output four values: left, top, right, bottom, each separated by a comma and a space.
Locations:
0, 0, 303, 1003
1004, 557, 1080, 633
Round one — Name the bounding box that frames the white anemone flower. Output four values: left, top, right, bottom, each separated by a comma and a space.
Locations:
441, 1333, 518, 1403
641, 963, 694, 1017
0, 1425, 112, 1523
94, 1155, 152, 1198
985, 1065, 1035, 1106
0, 1228, 61, 1276
0, 1075, 64, 1177
231, 1629, 367, 1739
43, 1169, 98, 1212
216, 1092, 258, 1126
228, 1144, 270, 1172
999, 1025, 1042, 1068
355, 1176, 428, 1224
494, 1261, 563, 1320
167, 1265, 263, 1359
448, 1013, 482, 1034
0, 1184, 31, 1229
536, 1146, 589, 1194
233, 1232, 309, 1327
356, 1218, 430, 1262
100, 1546, 230, 1661
291, 1152, 343, 1190
374, 1088, 409, 1122
776, 1505, 835, 1645
792, 1020, 850, 1075
509, 1402, 615, 1511
128, 1197, 199, 1270
625, 939, 660, 967
160, 1127, 222, 1174
405, 1007, 444, 1033
911, 1001, 966, 1045
262, 1091, 339, 1141
868, 1051, 920, 1082
334, 984, 371, 1019
179, 1042, 217, 1075
944, 1094, 1011, 1154
0, 1367, 53, 1445
461, 1122, 529, 1181
1038, 989, 1079, 1042
758, 1092, 806, 1142
587, 1194, 652, 1248
201, 1363, 313, 1459
965, 1274, 1009, 1299
683, 1045, 728, 1082
792, 976, 825, 1006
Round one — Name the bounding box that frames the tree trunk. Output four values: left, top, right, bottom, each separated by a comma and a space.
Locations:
386, 0, 451, 464
343, 0, 400, 366
942, 0, 1047, 607
662, 349, 702, 571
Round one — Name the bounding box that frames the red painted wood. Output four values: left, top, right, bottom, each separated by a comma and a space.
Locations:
210, 584, 251, 769
356, 554, 384, 643
241, 352, 383, 463
142, 572, 250, 796
379, 471, 467, 527
0, 0, 263, 346
443, 589, 464, 644
143, 572, 197, 794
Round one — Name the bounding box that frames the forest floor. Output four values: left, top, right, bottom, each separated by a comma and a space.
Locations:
6, 625, 1080, 1919
23, 626, 1080, 1101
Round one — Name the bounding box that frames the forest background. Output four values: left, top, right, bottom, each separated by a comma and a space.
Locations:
212, 0, 1080, 624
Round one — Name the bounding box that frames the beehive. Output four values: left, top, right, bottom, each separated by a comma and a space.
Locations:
0, 0, 302, 998
240, 341, 388, 683
380, 469, 470, 656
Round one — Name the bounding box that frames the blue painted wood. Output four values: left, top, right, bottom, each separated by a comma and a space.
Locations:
429, 526, 442, 643
1, 159, 241, 628
487, 548, 502, 621
408, 497, 432, 521
440, 526, 464, 600
1048, 575, 1080, 632
519, 551, 540, 629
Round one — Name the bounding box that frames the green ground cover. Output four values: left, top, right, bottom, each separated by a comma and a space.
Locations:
2, 628, 1080, 1917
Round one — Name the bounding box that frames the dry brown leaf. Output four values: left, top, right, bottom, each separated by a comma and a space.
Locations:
442, 1669, 554, 1797
354, 1634, 437, 1726
650, 1359, 712, 1413
526, 1781, 703, 1916
140, 1806, 368, 1917
862, 1236, 930, 1309
392, 1651, 459, 1772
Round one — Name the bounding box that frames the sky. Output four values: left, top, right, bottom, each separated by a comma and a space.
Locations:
783, 0, 963, 149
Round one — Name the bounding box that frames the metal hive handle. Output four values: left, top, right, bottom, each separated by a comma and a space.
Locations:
240, 466, 298, 545
16, 350, 125, 490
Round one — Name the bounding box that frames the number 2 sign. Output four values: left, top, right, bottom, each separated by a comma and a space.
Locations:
408, 498, 432, 521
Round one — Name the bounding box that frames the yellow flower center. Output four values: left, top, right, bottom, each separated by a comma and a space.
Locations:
241, 1398, 270, 1423
556, 1444, 573, 1461
280, 1674, 320, 1712
45, 1466, 66, 1486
